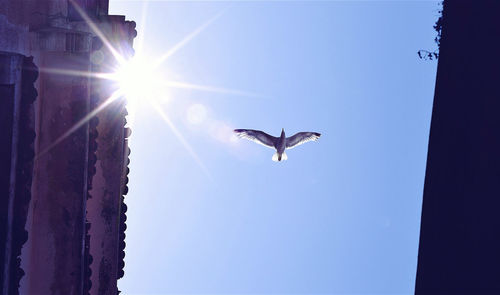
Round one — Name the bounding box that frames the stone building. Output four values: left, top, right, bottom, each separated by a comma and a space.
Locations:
416, 1, 500, 293
0, 0, 135, 294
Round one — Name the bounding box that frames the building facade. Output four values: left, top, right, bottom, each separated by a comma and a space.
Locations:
416, 1, 500, 293
0, 1, 135, 294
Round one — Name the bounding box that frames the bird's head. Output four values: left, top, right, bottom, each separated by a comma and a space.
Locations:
281, 128, 285, 137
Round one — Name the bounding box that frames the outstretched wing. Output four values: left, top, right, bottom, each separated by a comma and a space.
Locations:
234, 129, 278, 149
286, 132, 321, 149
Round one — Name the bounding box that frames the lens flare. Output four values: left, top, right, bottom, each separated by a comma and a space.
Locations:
187, 104, 207, 125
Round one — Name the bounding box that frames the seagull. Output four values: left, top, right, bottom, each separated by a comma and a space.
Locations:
234, 128, 321, 162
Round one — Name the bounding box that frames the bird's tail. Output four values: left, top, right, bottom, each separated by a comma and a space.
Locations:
272, 152, 288, 162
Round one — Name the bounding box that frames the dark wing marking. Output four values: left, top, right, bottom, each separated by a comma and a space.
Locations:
234, 129, 278, 149
286, 132, 321, 149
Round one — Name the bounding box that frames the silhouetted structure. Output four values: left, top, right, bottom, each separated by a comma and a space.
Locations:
0, 1, 135, 294
416, 1, 500, 293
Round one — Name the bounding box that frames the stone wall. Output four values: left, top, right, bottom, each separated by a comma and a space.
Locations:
0, 1, 135, 294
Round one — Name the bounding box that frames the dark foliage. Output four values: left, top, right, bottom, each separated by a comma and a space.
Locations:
418, 1, 443, 60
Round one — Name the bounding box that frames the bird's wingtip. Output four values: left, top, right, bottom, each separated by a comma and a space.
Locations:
234, 129, 246, 138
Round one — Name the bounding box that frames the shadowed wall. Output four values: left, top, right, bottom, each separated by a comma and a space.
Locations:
416, 1, 500, 293
0, 1, 135, 294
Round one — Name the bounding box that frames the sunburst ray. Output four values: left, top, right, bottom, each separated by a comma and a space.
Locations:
68, 0, 126, 64
155, 10, 226, 67
38, 67, 112, 80
164, 80, 266, 98
150, 101, 212, 180
133, 0, 150, 55
37, 91, 123, 159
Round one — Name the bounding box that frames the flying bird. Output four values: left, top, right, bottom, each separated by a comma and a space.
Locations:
234, 128, 321, 162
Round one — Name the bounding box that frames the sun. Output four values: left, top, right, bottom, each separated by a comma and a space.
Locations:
39, 0, 236, 176
112, 55, 168, 110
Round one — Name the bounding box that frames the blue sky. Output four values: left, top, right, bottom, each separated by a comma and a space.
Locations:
109, 1, 439, 294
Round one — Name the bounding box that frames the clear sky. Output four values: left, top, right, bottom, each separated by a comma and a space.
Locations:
109, 1, 439, 294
